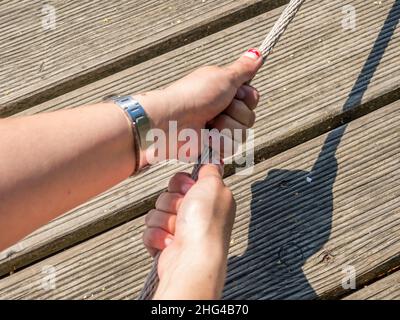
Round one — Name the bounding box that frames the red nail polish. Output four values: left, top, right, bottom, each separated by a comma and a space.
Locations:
243, 48, 261, 60
247, 48, 261, 57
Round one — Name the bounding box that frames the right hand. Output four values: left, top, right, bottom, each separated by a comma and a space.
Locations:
133, 48, 263, 161
143, 164, 236, 299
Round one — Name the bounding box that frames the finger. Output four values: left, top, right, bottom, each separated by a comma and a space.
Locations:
226, 48, 263, 86
146, 246, 158, 257
168, 172, 195, 194
143, 227, 174, 255
197, 163, 224, 180
236, 85, 260, 110
224, 99, 256, 127
155, 192, 184, 213
146, 209, 177, 234
209, 114, 248, 142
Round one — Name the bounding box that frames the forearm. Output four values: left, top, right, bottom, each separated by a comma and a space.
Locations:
0, 102, 135, 250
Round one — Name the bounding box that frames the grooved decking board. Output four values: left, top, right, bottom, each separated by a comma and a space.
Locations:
0, 0, 287, 116
344, 270, 400, 300
1, 0, 400, 277
0, 101, 398, 299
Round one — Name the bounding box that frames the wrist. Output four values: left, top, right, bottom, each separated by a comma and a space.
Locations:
131, 89, 182, 162
156, 249, 226, 300
131, 89, 171, 134
155, 242, 227, 299
109, 95, 155, 172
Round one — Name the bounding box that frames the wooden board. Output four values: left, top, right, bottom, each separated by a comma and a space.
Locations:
0, 101, 398, 299
0, 0, 287, 116
1, 0, 399, 277
344, 270, 400, 300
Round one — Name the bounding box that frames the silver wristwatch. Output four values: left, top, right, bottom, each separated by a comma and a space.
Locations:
110, 95, 152, 149
108, 95, 152, 171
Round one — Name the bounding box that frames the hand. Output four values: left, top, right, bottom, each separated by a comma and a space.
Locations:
133, 48, 263, 162
143, 164, 236, 299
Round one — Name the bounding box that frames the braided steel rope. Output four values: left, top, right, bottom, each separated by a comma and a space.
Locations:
259, 0, 305, 59
138, 0, 306, 300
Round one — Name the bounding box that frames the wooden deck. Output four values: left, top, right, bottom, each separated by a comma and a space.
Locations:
0, 0, 399, 299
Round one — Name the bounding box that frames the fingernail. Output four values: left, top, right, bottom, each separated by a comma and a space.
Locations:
165, 237, 173, 246
236, 87, 246, 99
181, 183, 193, 194
243, 48, 261, 61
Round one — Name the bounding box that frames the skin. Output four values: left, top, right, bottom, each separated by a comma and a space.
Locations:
145, 164, 236, 299
0, 49, 262, 299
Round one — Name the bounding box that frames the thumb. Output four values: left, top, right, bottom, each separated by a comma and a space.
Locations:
197, 163, 224, 181
226, 48, 263, 86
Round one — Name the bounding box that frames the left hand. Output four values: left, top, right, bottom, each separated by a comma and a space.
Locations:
143, 164, 236, 299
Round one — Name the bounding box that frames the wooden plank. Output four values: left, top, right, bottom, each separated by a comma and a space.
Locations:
0, 101, 399, 299
344, 270, 400, 300
0, 0, 288, 116
1, 0, 400, 277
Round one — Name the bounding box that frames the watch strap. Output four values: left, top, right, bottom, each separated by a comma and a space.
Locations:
110, 96, 152, 150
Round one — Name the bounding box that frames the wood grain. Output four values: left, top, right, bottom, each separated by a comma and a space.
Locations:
0, 101, 398, 299
1, 0, 399, 277
0, 0, 288, 116
344, 270, 400, 300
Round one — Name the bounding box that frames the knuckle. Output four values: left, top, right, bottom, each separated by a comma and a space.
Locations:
168, 174, 180, 189
155, 192, 168, 209
145, 209, 157, 225
142, 229, 151, 247
218, 113, 231, 127
233, 98, 245, 111
168, 172, 191, 190
248, 111, 256, 127
144, 212, 150, 225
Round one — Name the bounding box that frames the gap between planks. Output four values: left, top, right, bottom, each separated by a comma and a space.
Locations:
0, 0, 289, 116
344, 268, 400, 300
0, 101, 398, 299
0, 0, 399, 278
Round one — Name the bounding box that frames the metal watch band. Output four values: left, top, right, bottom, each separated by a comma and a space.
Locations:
110, 96, 152, 150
